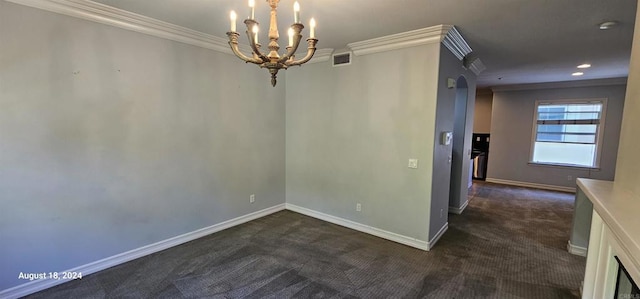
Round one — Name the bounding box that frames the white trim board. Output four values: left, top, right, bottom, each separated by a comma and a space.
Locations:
285, 203, 434, 251
567, 240, 588, 257
486, 178, 576, 193
0, 204, 286, 299
448, 199, 469, 215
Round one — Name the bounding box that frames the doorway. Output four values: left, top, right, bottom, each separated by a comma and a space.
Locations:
449, 76, 470, 214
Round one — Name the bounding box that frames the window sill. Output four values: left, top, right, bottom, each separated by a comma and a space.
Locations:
527, 162, 600, 171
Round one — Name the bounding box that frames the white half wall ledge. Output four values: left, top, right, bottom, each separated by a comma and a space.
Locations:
486, 178, 577, 193
0, 204, 286, 299
285, 203, 432, 251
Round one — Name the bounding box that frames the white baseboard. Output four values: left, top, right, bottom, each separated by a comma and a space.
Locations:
0, 204, 286, 299
567, 240, 588, 257
428, 222, 448, 250
486, 178, 576, 193
448, 200, 469, 215
285, 203, 431, 251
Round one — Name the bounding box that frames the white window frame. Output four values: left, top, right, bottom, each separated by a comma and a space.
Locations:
529, 98, 607, 169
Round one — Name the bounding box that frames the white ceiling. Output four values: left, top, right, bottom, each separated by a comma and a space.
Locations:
92, 0, 637, 88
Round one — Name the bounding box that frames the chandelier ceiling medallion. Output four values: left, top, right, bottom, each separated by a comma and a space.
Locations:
227, 0, 318, 87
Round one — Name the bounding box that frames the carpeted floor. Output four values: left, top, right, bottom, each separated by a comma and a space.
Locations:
25, 182, 585, 298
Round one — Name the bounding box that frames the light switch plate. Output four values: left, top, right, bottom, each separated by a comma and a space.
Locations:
447, 78, 456, 89
408, 159, 418, 169
442, 132, 453, 145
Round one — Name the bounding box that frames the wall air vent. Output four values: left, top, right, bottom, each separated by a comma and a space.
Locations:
332, 52, 352, 67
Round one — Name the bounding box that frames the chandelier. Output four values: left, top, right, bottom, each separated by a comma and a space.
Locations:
227, 0, 318, 86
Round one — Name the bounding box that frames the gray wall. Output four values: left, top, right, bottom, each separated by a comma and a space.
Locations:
0, 2, 285, 290
615, 7, 640, 196
473, 89, 493, 133
285, 44, 441, 243
488, 84, 626, 188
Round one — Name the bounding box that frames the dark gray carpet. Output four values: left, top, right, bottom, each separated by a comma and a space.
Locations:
25, 182, 585, 298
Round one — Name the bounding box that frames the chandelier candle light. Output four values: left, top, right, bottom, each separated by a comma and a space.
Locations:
227, 0, 318, 86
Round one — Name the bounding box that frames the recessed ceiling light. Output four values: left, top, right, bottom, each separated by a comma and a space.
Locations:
599, 21, 618, 30
577, 64, 591, 69
572, 72, 584, 76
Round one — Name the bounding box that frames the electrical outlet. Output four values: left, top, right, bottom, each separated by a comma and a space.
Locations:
356, 203, 362, 212
440, 209, 443, 218
250, 194, 255, 203
567, 175, 573, 181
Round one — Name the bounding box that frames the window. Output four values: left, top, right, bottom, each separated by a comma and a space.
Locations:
530, 99, 606, 168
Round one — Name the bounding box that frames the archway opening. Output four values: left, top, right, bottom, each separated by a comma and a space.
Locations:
449, 76, 470, 213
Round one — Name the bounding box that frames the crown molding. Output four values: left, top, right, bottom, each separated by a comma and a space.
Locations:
5, 0, 254, 54
464, 57, 486, 75
491, 77, 628, 92
348, 25, 452, 56
347, 24, 475, 63
9, 1, 478, 71
442, 26, 472, 60
307, 48, 334, 64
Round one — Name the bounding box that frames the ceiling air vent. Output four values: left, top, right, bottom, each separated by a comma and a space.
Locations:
332, 52, 351, 67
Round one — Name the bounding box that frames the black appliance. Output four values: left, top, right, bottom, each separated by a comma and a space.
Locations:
472, 133, 490, 180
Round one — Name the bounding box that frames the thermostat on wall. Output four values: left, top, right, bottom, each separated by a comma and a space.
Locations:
442, 131, 453, 145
